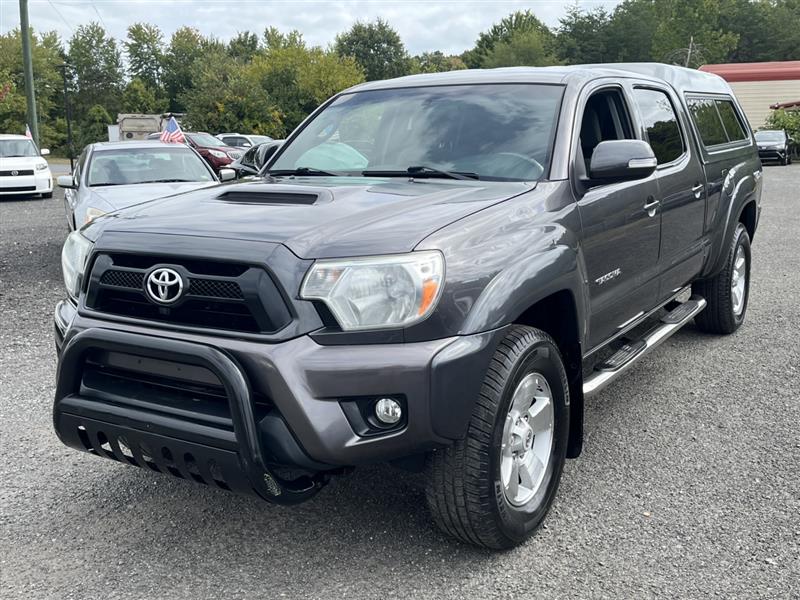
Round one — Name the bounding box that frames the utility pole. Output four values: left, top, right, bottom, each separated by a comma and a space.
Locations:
19, 0, 39, 146
57, 64, 75, 172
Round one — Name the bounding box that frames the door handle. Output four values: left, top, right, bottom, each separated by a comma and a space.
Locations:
692, 183, 704, 198
643, 197, 660, 216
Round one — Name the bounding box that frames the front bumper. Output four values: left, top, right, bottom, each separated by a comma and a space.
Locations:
758, 148, 787, 162
0, 170, 52, 195
54, 301, 503, 499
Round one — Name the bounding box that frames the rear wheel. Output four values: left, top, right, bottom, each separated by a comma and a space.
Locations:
425, 326, 569, 549
693, 223, 751, 334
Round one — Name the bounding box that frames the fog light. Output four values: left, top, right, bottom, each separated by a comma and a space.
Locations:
374, 398, 402, 425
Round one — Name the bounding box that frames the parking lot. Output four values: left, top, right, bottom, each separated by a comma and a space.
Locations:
1, 164, 798, 599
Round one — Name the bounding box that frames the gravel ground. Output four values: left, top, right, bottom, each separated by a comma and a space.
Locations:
1, 166, 798, 599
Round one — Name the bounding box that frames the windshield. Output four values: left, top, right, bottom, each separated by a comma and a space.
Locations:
187, 133, 229, 147
0, 139, 38, 158
755, 130, 785, 142
270, 83, 564, 181
87, 147, 214, 186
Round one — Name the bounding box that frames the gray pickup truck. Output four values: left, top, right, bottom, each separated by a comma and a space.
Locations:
54, 63, 761, 549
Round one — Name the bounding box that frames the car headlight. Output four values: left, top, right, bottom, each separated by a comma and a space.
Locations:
61, 231, 93, 298
209, 149, 228, 158
35, 161, 48, 171
300, 251, 444, 331
84, 207, 107, 224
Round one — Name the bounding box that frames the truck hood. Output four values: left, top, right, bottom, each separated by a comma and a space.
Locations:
88, 181, 219, 211
93, 176, 534, 258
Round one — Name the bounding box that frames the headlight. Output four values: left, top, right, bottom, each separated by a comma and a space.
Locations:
209, 149, 228, 158
61, 231, 93, 298
300, 251, 444, 331
84, 207, 107, 224
35, 161, 48, 171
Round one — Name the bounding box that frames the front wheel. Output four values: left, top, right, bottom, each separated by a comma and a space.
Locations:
425, 326, 569, 549
693, 222, 751, 334
41, 191, 53, 199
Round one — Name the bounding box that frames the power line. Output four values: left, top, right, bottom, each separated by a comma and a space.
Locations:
89, 0, 108, 30
46, 0, 75, 35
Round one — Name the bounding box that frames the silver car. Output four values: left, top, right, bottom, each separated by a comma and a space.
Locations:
58, 140, 234, 230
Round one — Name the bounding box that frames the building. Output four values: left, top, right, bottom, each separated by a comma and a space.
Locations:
699, 61, 800, 128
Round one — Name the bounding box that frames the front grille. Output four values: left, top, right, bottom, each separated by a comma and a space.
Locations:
85, 253, 292, 334
0, 169, 34, 176
0, 185, 36, 192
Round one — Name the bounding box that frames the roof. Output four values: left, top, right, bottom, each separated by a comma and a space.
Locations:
90, 140, 193, 151
0, 134, 32, 140
699, 61, 800, 82
346, 63, 731, 95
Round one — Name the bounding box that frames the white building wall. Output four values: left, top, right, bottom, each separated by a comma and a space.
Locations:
729, 79, 800, 128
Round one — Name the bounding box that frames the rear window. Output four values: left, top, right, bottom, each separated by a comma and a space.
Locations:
687, 96, 749, 148
715, 100, 748, 141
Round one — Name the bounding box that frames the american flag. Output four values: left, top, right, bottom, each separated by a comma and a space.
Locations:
159, 117, 185, 143
24, 124, 32, 139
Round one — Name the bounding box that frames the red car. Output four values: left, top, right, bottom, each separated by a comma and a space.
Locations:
184, 132, 244, 173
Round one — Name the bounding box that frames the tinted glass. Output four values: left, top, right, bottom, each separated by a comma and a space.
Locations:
633, 88, 684, 164
715, 100, 747, 141
687, 98, 728, 147
87, 147, 214, 186
0, 138, 38, 157
271, 84, 565, 181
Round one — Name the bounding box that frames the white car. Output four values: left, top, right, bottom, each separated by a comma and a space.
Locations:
215, 133, 274, 148
0, 134, 53, 198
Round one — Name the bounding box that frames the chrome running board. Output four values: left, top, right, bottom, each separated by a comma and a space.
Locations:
583, 296, 707, 397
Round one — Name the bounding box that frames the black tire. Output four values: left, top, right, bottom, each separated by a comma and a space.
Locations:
41, 191, 53, 199
693, 222, 751, 334
425, 325, 569, 549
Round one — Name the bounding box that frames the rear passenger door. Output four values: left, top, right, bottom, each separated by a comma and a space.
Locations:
631, 85, 707, 299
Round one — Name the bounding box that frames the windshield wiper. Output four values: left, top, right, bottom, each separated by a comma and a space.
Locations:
137, 179, 196, 183
362, 166, 480, 180
269, 167, 340, 177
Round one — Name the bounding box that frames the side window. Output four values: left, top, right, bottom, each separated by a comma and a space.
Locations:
578, 88, 634, 171
715, 100, 748, 142
74, 149, 88, 184
687, 98, 728, 147
633, 88, 684, 164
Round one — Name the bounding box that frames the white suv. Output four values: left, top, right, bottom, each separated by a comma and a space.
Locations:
0, 134, 53, 198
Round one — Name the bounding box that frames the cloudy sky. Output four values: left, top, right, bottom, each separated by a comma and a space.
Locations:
0, 0, 621, 55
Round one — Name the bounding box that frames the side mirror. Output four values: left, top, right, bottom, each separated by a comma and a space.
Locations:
589, 140, 657, 183
57, 174, 77, 189
40, 148, 50, 156
218, 168, 236, 182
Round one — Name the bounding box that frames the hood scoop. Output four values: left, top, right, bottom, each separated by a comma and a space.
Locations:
218, 189, 322, 205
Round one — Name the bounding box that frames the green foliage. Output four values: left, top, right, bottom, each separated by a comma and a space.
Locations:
334, 19, 409, 81
163, 26, 205, 112
68, 23, 124, 118
77, 104, 112, 147
410, 52, 467, 74
228, 31, 259, 62
480, 28, 560, 68
652, 0, 739, 65
122, 78, 167, 113
556, 6, 612, 64
124, 23, 164, 89
764, 109, 800, 146
463, 10, 555, 68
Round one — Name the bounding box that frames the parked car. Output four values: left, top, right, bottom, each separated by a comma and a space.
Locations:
0, 134, 52, 198
216, 133, 274, 149
755, 129, 793, 165
53, 64, 761, 549
229, 140, 284, 177
184, 132, 244, 173
57, 140, 234, 230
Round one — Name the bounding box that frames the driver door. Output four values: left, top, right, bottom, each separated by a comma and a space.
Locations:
573, 83, 662, 350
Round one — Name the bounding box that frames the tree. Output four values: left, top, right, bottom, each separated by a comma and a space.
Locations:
557, 5, 611, 64
228, 31, 259, 62
334, 19, 409, 81
604, 0, 659, 62
463, 10, 555, 68
124, 23, 164, 89
652, 0, 739, 66
122, 78, 166, 113
411, 51, 467, 73
78, 104, 112, 146
68, 23, 123, 119
480, 28, 560, 68
163, 26, 205, 112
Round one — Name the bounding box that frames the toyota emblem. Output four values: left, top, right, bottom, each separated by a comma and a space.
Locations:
10, 170, 18, 176
145, 267, 184, 304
